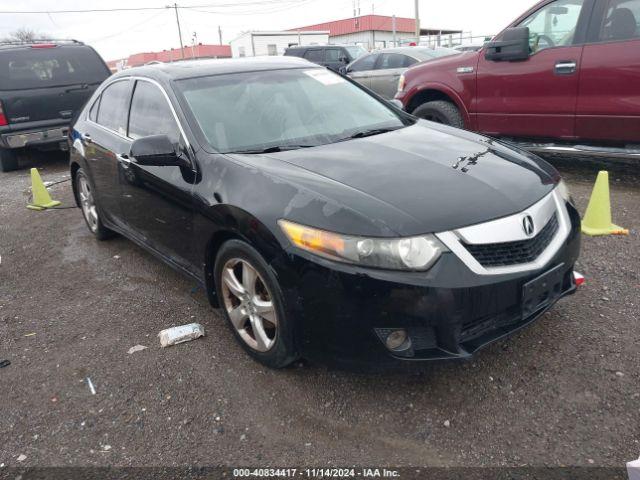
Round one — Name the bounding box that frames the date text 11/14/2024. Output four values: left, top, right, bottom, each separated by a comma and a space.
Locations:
232, 468, 400, 478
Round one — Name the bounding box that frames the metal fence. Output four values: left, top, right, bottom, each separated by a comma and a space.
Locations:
397, 32, 496, 49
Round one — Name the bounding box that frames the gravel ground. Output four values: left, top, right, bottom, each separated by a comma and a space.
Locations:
0, 151, 638, 469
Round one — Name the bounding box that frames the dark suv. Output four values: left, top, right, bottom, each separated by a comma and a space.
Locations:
283, 45, 366, 71
0, 39, 110, 171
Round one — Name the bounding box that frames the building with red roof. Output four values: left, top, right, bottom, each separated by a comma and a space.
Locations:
290, 15, 461, 50
107, 44, 231, 72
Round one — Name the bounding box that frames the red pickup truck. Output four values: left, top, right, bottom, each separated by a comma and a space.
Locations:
396, 0, 640, 159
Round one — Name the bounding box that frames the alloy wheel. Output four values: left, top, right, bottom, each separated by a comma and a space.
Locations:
78, 175, 99, 233
221, 258, 278, 352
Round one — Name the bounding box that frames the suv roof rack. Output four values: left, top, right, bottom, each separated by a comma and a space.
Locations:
0, 39, 83, 49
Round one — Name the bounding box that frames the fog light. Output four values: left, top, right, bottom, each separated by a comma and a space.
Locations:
386, 329, 409, 350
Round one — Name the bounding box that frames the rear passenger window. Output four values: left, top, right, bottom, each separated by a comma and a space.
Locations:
128, 80, 180, 143
96, 80, 130, 136
303, 49, 324, 62
599, 0, 640, 41
325, 49, 342, 62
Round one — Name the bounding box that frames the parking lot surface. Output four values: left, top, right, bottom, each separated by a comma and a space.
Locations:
1, 153, 639, 467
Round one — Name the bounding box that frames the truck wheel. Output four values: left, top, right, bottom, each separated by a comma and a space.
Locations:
0, 148, 19, 172
413, 100, 464, 129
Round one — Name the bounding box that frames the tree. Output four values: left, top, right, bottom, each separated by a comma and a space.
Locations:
2, 28, 46, 43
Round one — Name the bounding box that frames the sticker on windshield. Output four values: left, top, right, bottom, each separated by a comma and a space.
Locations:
304, 69, 345, 85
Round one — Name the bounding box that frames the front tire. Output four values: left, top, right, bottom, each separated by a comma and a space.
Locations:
214, 239, 298, 369
0, 148, 19, 172
75, 168, 113, 240
413, 100, 464, 128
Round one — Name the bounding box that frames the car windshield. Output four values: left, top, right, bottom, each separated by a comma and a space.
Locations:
177, 68, 408, 154
344, 45, 367, 59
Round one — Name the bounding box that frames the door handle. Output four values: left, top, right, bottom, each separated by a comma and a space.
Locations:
116, 153, 131, 165
82, 133, 92, 144
554, 61, 577, 75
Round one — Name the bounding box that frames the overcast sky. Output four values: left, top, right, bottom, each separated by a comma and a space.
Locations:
0, 0, 536, 61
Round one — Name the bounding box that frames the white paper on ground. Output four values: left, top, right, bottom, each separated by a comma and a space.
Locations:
627, 458, 640, 480
158, 323, 205, 347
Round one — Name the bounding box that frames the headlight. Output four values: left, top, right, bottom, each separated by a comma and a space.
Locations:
397, 74, 406, 93
278, 219, 447, 271
557, 179, 572, 204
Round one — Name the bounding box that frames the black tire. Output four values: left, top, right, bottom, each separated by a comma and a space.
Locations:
214, 239, 298, 369
74, 168, 114, 241
0, 148, 19, 172
412, 100, 464, 128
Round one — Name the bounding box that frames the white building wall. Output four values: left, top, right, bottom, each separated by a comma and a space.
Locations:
230, 32, 329, 57
330, 31, 416, 50
229, 33, 254, 58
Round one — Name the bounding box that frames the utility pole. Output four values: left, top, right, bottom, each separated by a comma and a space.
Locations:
414, 0, 420, 44
218, 25, 223, 45
168, 3, 185, 59
392, 14, 397, 47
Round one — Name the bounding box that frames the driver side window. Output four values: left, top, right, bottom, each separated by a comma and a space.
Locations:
519, 0, 585, 53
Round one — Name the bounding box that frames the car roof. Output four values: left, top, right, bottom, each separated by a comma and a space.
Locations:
0, 39, 86, 51
285, 45, 337, 50
113, 56, 319, 81
372, 46, 455, 59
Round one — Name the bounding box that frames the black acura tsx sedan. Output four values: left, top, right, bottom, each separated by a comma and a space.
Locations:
69, 57, 581, 369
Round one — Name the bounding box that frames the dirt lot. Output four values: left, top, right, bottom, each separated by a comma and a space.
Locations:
0, 152, 639, 469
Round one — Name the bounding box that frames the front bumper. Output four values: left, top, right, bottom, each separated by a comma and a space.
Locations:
273, 201, 581, 369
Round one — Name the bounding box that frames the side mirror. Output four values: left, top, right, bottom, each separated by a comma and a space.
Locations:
130, 134, 188, 167
484, 26, 530, 62
338, 66, 348, 75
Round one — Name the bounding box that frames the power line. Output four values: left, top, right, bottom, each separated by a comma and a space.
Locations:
190, 0, 317, 16
87, 12, 167, 43
0, 0, 305, 15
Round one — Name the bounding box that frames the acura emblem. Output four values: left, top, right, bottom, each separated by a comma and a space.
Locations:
522, 215, 535, 236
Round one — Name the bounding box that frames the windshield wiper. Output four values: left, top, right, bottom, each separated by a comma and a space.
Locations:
227, 145, 316, 154
337, 126, 402, 142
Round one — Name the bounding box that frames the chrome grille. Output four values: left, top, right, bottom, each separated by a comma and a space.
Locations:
462, 213, 559, 267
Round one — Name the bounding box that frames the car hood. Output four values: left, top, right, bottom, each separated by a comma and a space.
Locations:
234, 122, 558, 236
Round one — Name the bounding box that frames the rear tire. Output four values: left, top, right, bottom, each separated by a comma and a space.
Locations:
75, 168, 114, 240
0, 148, 19, 172
413, 100, 464, 128
214, 239, 298, 369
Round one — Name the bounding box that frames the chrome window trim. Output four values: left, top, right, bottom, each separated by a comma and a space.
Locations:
85, 77, 132, 140
85, 76, 190, 149
436, 188, 571, 276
